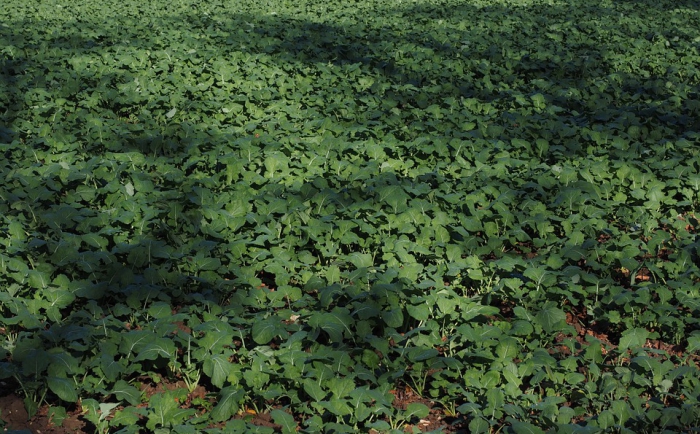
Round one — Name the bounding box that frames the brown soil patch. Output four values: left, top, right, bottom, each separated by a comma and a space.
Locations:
0, 393, 85, 434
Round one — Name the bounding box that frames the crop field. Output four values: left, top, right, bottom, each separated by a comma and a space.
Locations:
1, 0, 700, 432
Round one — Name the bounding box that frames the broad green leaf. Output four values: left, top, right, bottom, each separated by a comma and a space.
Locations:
47, 377, 78, 403
496, 337, 519, 360
480, 370, 501, 389
327, 377, 355, 399
48, 351, 80, 377
484, 388, 504, 416
407, 347, 439, 362
21, 349, 49, 377
406, 303, 431, 321
404, 402, 430, 419
196, 256, 222, 271
112, 380, 141, 406
147, 301, 172, 319
134, 337, 177, 361
147, 392, 182, 430
318, 400, 353, 417
326, 265, 341, 284
382, 308, 404, 328
347, 252, 373, 269
48, 406, 68, 427
27, 270, 50, 289
210, 387, 244, 422
618, 328, 649, 352
308, 311, 353, 343
398, 262, 424, 280
271, 409, 297, 434
98, 354, 125, 382
203, 354, 233, 389
687, 335, 700, 353
303, 378, 327, 402
509, 420, 545, 434
469, 417, 490, 433
252, 317, 284, 345
82, 233, 108, 249
198, 330, 231, 354
535, 305, 566, 334
111, 407, 147, 427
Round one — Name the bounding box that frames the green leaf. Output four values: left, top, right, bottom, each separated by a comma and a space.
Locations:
27, 270, 50, 289
134, 337, 177, 361
111, 407, 147, 427
347, 252, 373, 269
407, 348, 439, 362
48, 351, 80, 377
382, 308, 404, 328
509, 420, 545, 434
195, 256, 222, 271
687, 335, 700, 353
406, 303, 431, 321
147, 393, 177, 430
271, 409, 297, 434
210, 386, 243, 422
303, 378, 327, 402
21, 349, 49, 377
82, 233, 108, 249
120, 330, 154, 359
198, 330, 231, 354
47, 406, 68, 427
535, 305, 566, 333
251, 317, 284, 345
318, 400, 353, 417
147, 301, 172, 319
469, 416, 490, 433
619, 327, 649, 352
308, 311, 353, 343
47, 377, 78, 403
327, 377, 355, 399
24, 396, 39, 419
98, 354, 125, 382
203, 354, 232, 389
405, 402, 430, 419
496, 336, 519, 360
112, 380, 141, 406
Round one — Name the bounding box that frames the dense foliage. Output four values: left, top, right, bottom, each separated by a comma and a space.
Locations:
1, 0, 700, 432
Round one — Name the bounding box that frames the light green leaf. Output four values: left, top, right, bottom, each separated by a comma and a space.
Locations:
687, 335, 700, 353
318, 400, 353, 417
303, 378, 327, 402
619, 327, 649, 352
405, 402, 430, 419
406, 303, 431, 321
347, 252, 373, 269
203, 354, 232, 389
271, 409, 297, 434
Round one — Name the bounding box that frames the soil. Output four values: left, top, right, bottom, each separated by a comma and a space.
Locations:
0, 392, 85, 434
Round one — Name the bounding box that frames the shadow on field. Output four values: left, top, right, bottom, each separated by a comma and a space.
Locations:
1, 0, 699, 428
